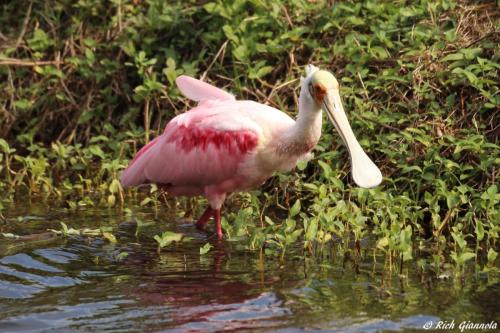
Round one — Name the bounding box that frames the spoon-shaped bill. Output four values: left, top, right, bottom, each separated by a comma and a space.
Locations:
323, 90, 382, 188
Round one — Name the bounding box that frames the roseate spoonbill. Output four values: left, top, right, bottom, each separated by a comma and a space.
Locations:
121, 65, 382, 239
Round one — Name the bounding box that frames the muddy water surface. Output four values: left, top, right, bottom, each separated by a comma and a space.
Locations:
0, 200, 498, 332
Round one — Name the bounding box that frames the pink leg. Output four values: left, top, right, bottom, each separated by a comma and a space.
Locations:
214, 209, 223, 239
195, 207, 213, 230
205, 190, 226, 239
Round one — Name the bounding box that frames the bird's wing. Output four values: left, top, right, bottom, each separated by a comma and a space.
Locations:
120, 102, 260, 189
175, 75, 235, 103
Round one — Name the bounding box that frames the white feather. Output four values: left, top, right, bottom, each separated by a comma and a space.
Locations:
305, 64, 320, 76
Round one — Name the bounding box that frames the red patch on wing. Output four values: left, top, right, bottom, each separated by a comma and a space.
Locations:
167, 125, 258, 154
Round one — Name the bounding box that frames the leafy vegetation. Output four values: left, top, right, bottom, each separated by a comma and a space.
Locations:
153, 230, 186, 253
0, 0, 498, 275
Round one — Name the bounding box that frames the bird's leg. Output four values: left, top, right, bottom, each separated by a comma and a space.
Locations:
195, 207, 213, 230
205, 191, 226, 239
214, 208, 223, 240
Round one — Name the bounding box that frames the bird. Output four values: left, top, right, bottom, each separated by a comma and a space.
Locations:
120, 65, 382, 239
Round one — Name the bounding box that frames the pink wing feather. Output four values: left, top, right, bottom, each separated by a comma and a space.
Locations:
120, 104, 259, 190
122, 76, 296, 193
175, 76, 235, 102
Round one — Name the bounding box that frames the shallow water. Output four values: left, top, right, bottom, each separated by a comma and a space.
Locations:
0, 200, 498, 332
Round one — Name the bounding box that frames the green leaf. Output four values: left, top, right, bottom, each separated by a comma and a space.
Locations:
475, 221, 484, 241
305, 218, 318, 241
14, 99, 33, 110
116, 252, 129, 261
289, 200, 301, 218
442, 53, 463, 61
200, 242, 213, 255
377, 236, 389, 249
153, 234, 162, 243
154, 231, 184, 248
222, 25, 238, 43
487, 248, 498, 263
446, 192, 460, 210
370, 46, 389, 59
347, 16, 364, 25
109, 179, 121, 194
107, 194, 116, 206
60, 221, 69, 235
459, 252, 475, 263
233, 44, 248, 61
85, 48, 95, 64
140, 197, 152, 206
28, 28, 53, 51
452, 68, 478, 85
264, 216, 274, 226
1, 233, 19, 239
318, 160, 332, 178
297, 159, 308, 171
0, 139, 11, 153
285, 218, 296, 233
460, 47, 482, 60
401, 165, 422, 174
88, 145, 106, 159
102, 231, 117, 243
163, 58, 177, 84
255, 66, 273, 79
451, 232, 467, 249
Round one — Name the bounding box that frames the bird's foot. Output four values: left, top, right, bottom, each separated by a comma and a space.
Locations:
194, 206, 223, 240
216, 230, 223, 240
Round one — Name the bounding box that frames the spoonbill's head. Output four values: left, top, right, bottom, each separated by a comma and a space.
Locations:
303, 65, 382, 189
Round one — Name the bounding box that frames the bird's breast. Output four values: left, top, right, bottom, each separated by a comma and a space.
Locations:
275, 140, 316, 156
251, 138, 316, 176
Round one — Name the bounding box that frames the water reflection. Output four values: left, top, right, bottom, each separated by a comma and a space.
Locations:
0, 201, 498, 332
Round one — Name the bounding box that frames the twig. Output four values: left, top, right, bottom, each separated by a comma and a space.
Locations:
274, 78, 299, 91
162, 93, 179, 114
200, 40, 229, 81
282, 5, 294, 28
213, 73, 233, 82
434, 208, 456, 237
6, 68, 15, 115
241, 86, 262, 100
144, 98, 150, 144
464, 31, 497, 48
59, 78, 77, 106
267, 78, 298, 101
1, 231, 58, 242
357, 72, 369, 100
117, 0, 123, 33
13, 1, 33, 49
243, 85, 279, 108
288, 46, 296, 76
0, 58, 64, 66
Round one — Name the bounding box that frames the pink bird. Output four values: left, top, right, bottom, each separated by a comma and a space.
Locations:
121, 65, 382, 239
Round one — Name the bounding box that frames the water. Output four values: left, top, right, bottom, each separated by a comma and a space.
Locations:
0, 200, 498, 332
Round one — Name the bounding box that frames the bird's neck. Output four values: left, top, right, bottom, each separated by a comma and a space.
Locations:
294, 108, 322, 142
280, 94, 322, 154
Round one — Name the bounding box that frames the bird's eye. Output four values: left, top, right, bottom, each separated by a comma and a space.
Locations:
308, 82, 314, 97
